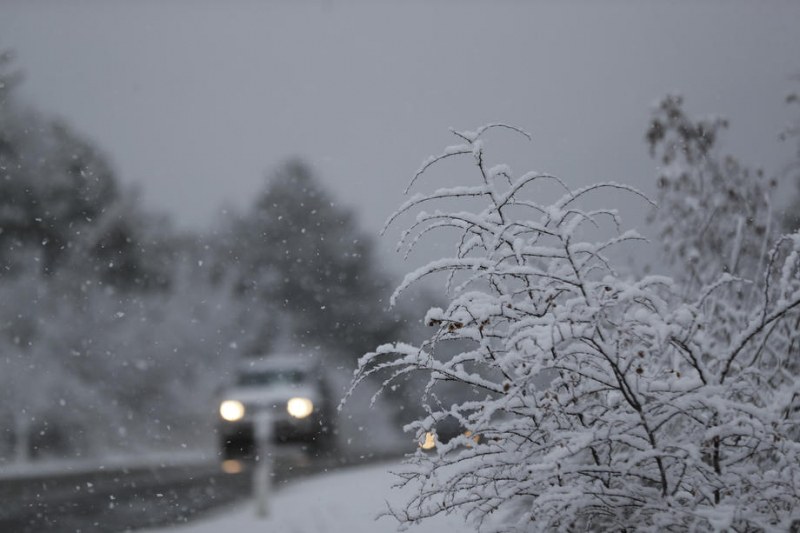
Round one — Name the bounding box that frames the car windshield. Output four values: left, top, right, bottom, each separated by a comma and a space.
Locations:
237, 370, 306, 387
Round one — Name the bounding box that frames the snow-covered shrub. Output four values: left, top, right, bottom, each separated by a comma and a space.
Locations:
346, 125, 800, 531
646, 94, 778, 290
0, 234, 242, 461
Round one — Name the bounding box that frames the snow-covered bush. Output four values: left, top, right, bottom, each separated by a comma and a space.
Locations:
346, 125, 800, 531
646, 95, 778, 290
0, 248, 241, 461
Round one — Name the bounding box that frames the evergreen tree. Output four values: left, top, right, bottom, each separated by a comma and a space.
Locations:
227, 160, 403, 362
0, 50, 165, 291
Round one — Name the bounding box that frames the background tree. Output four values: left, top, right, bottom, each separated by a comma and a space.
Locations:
781, 86, 800, 232
0, 56, 167, 291
0, 51, 237, 460
224, 159, 405, 363
347, 126, 800, 531
644, 97, 799, 424
646, 95, 778, 290
0, 113, 116, 275
0, 222, 241, 460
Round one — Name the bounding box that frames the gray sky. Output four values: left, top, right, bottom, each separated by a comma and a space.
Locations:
1, 0, 799, 265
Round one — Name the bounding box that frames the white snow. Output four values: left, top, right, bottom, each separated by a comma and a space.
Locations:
146, 461, 477, 533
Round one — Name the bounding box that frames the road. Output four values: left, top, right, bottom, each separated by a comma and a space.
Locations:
0, 455, 247, 532
0, 447, 393, 532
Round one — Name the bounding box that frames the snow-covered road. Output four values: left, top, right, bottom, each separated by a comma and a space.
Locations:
146, 461, 476, 533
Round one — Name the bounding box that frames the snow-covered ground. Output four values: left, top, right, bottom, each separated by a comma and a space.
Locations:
146, 461, 477, 533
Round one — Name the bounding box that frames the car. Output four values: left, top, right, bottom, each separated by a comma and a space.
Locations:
216, 355, 336, 459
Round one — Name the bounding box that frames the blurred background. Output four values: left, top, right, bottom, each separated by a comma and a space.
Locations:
0, 0, 799, 527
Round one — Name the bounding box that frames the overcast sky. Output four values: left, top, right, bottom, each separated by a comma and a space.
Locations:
1, 0, 799, 265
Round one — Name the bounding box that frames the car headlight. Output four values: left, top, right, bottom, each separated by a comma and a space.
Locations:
287, 397, 314, 419
220, 400, 245, 421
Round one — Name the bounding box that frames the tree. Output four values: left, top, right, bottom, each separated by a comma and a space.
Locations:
646, 95, 778, 290
224, 159, 404, 362
0, 226, 243, 461
0, 50, 166, 291
346, 126, 800, 531
0, 51, 225, 460
781, 86, 800, 233
0, 113, 118, 276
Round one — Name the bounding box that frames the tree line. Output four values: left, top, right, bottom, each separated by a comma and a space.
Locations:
0, 51, 412, 462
